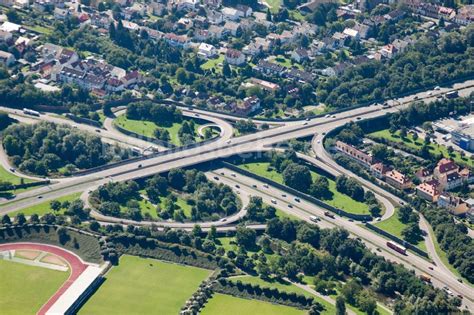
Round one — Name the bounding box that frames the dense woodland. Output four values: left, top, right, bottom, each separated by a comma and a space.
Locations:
2, 122, 129, 176
319, 28, 474, 108
91, 169, 239, 222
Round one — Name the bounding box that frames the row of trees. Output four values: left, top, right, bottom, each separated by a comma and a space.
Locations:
3, 122, 129, 176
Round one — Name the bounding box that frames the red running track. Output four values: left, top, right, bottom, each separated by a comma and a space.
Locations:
0, 242, 88, 315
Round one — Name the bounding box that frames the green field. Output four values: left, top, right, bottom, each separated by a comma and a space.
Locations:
231, 275, 335, 314
138, 193, 192, 219
239, 162, 371, 215
265, 0, 282, 13
9, 192, 82, 217
374, 209, 427, 252
79, 255, 212, 315
115, 115, 202, 146
0, 259, 69, 315
369, 129, 474, 168
0, 165, 36, 186
201, 293, 306, 315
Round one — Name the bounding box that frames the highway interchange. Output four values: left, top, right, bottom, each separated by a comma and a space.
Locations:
1, 79, 474, 309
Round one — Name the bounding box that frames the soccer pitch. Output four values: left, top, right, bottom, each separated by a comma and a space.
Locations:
79, 255, 212, 314
0, 259, 69, 315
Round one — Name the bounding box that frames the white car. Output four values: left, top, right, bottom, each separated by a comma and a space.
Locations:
434, 86, 441, 90
271, 199, 277, 204
263, 184, 269, 188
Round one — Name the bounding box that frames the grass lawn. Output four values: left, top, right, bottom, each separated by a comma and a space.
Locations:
25, 25, 53, 35
370, 129, 474, 168
137, 191, 192, 220
231, 275, 335, 315
374, 209, 427, 252
216, 236, 238, 252
0, 165, 36, 185
238, 162, 370, 215
201, 54, 225, 71
9, 192, 82, 217
269, 55, 303, 70
79, 255, 212, 315
115, 115, 202, 146
201, 293, 307, 315
0, 259, 69, 315
265, 0, 282, 13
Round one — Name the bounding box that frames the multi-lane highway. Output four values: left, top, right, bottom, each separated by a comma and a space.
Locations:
1, 79, 474, 309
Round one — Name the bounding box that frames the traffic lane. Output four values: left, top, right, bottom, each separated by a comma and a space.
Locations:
213, 168, 474, 305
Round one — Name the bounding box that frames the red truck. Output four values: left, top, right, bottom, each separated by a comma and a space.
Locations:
386, 241, 407, 255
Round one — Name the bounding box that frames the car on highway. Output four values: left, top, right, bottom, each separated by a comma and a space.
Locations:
356, 117, 361, 120
281, 194, 286, 197
220, 172, 225, 175
235, 184, 240, 189
294, 197, 300, 202
271, 199, 277, 204
231, 173, 236, 177
9, 168, 15, 172
428, 266, 434, 270
226, 140, 231, 144
303, 122, 308, 125
306, 118, 310, 121
287, 204, 293, 208
325, 114, 330, 118
376, 247, 382, 252
434, 86, 441, 90
137, 164, 142, 168
195, 113, 200, 117
263, 184, 269, 188
95, 129, 101, 133
414, 95, 419, 100
37, 196, 43, 199
213, 176, 219, 180
252, 184, 257, 188
427, 91, 432, 96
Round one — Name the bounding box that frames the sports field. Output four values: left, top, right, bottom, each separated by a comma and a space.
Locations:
201, 293, 307, 315
0, 259, 69, 315
79, 255, 212, 315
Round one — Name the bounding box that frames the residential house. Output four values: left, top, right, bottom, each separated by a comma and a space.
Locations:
335, 141, 374, 167
249, 78, 280, 92
0, 30, 12, 43
343, 28, 360, 40
164, 33, 190, 48
197, 43, 217, 59
225, 48, 245, 65
207, 10, 223, 25
438, 194, 469, 215
223, 21, 241, 37
208, 25, 224, 39
416, 179, 441, 202
371, 162, 390, 179
415, 168, 432, 182
231, 96, 260, 115
221, 7, 241, 20
254, 60, 285, 76
380, 44, 398, 59
54, 7, 69, 19
204, 0, 222, 7
243, 37, 271, 56
454, 5, 474, 26
0, 50, 15, 66
438, 6, 456, 20
291, 48, 309, 63
286, 69, 314, 83
385, 170, 412, 190
384, 9, 405, 22
0, 22, 21, 33
236, 4, 252, 17
433, 158, 458, 178
353, 22, 372, 39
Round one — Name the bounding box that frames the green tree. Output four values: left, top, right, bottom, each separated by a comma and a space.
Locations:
283, 163, 312, 193
336, 296, 346, 315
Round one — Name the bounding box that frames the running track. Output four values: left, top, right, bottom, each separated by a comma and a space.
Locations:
0, 242, 88, 315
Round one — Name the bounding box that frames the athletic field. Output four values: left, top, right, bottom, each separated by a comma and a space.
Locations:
0, 259, 69, 315
79, 255, 212, 314
201, 293, 307, 315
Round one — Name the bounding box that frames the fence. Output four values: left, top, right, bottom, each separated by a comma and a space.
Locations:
220, 160, 373, 221
365, 223, 429, 258
0, 180, 51, 192
65, 114, 103, 128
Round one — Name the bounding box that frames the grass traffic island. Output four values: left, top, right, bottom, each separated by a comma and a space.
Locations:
374, 209, 427, 252
238, 161, 372, 215
130, 192, 192, 220
0, 259, 69, 315
201, 293, 307, 315
78, 255, 212, 315
230, 275, 336, 315
114, 114, 203, 146
8, 192, 82, 217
